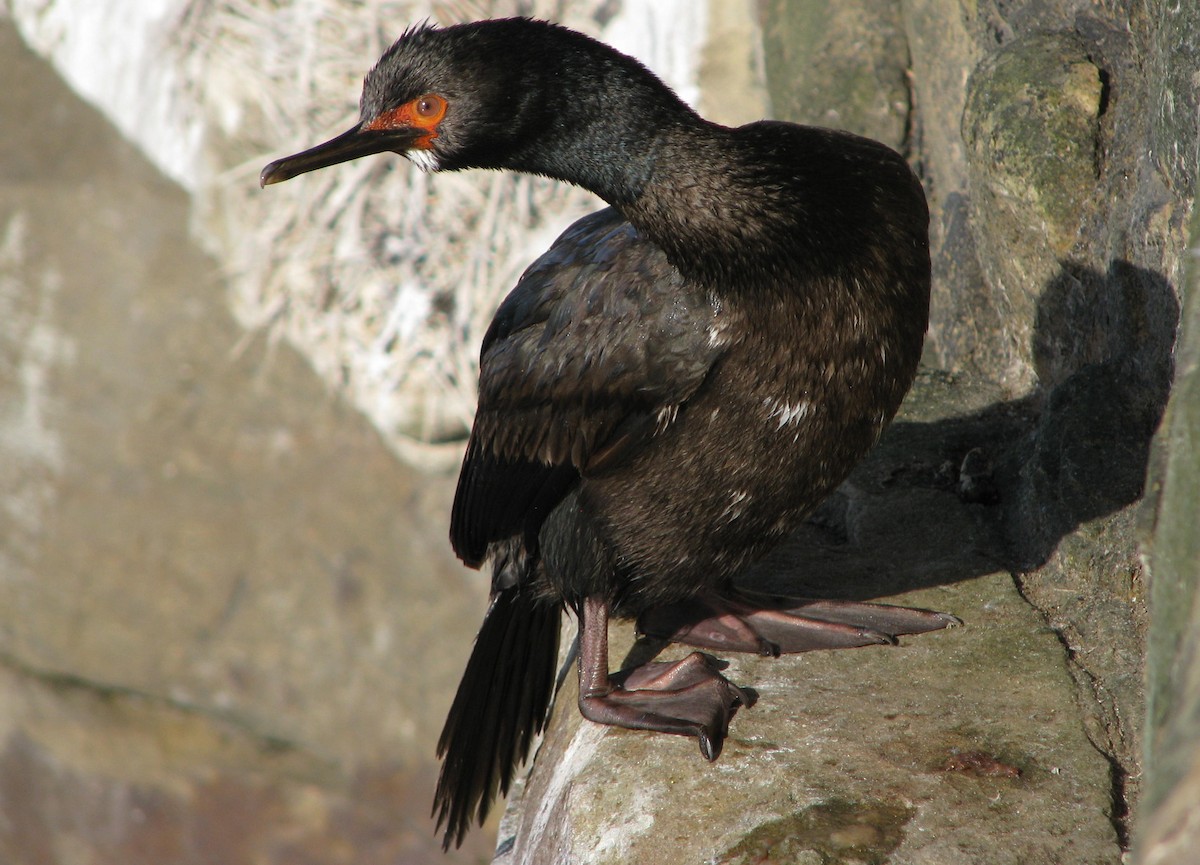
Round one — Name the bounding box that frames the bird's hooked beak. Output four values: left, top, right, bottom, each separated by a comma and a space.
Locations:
259, 123, 423, 187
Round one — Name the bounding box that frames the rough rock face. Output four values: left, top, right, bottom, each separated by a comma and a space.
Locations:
502, 0, 1198, 861
1139, 183, 1200, 863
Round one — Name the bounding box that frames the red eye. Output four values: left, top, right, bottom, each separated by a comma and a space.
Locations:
415, 94, 446, 120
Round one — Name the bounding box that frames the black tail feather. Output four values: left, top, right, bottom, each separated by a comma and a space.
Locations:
433, 585, 562, 849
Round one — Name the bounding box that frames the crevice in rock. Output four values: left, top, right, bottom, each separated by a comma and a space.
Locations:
1094, 66, 1112, 120
1007, 576, 1133, 851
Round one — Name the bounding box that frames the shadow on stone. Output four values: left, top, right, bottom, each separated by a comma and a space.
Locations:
722, 258, 1177, 605
1006, 259, 1178, 570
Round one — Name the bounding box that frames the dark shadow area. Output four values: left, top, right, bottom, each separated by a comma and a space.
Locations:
726, 258, 1178, 603
1007, 259, 1178, 569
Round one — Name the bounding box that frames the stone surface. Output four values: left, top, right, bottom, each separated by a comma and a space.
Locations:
1138, 160, 1200, 862
0, 20, 492, 864
759, 0, 911, 151
498, 373, 1121, 864
962, 33, 1105, 391
750, 0, 1198, 852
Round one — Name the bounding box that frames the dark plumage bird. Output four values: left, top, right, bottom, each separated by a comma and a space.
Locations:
261, 18, 957, 850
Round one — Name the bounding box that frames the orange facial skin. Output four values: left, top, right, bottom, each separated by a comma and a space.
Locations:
364, 93, 448, 148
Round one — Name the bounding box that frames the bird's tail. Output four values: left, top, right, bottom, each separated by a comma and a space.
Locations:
432, 583, 562, 849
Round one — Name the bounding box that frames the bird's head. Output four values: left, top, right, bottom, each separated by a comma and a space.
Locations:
260, 18, 605, 187
260, 17, 692, 201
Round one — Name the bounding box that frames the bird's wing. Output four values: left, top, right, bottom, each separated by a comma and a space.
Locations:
451, 207, 728, 568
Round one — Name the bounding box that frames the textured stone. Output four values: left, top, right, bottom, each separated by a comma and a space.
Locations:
1138, 160, 1200, 863
499, 374, 1122, 865
759, 0, 912, 150
962, 33, 1105, 389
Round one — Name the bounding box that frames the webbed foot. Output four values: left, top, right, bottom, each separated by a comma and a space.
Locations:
638, 590, 961, 656
580, 651, 753, 760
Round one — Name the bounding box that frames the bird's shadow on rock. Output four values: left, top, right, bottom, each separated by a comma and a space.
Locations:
732, 258, 1178, 605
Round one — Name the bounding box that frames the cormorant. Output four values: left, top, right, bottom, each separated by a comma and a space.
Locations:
261, 17, 957, 850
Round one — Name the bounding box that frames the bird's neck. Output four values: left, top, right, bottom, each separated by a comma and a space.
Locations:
507, 94, 777, 287
487, 31, 839, 290
500, 46, 704, 206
